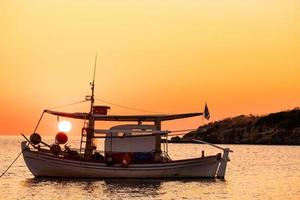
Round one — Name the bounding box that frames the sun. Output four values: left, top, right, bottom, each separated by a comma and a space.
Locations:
58, 120, 72, 132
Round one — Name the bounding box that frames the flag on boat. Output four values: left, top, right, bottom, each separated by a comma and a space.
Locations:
204, 103, 210, 120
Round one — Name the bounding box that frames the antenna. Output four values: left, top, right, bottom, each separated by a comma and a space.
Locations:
92, 52, 97, 86
85, 53, 98, 157
89, 53, 97, 112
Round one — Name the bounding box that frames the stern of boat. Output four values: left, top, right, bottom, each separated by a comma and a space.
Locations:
216, 148, 231, 179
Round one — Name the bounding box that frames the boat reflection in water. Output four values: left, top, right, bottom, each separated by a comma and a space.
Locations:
22, 177, 220, 199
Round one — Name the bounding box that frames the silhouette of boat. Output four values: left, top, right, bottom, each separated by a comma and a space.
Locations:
21, 59, 231, 179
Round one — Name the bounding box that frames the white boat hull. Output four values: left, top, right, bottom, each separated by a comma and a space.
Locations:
21, 142, 226, 178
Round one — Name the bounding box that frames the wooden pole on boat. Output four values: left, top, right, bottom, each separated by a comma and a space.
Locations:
154, 120, 162, 161
85, 53, 97, 158
90, 52, 97, 112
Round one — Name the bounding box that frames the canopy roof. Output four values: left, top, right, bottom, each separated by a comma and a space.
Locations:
44, 110, 203, 122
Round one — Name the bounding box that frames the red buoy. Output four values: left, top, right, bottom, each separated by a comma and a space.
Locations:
55, 132, 68, 144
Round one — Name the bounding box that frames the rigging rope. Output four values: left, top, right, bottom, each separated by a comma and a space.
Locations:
32, 111, 45, 133
0, 150, 23, 178
46, 96, 174, 115
95, 97, 168, 114
48, 100, 87, 110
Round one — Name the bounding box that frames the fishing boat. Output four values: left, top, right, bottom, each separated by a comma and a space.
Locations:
21, 62, 232, 179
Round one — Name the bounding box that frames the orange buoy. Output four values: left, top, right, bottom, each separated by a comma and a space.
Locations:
121, 153, 131, 167
55, 132, 68, 144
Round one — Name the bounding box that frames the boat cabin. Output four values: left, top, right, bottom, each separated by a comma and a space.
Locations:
43, 109, 202, 164
103, 124, 158, 163
104, 124, 157, 153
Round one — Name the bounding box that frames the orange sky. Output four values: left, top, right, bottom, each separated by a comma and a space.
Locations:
0, 0, 299, 136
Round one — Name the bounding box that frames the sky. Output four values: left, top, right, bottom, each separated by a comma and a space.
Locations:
0, 0, 299, 136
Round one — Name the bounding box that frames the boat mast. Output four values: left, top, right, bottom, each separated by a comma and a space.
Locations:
90, 53, 97, 112
84, 54, 97, 158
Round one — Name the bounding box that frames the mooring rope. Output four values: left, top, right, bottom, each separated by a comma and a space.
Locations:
0, 150, 23, 178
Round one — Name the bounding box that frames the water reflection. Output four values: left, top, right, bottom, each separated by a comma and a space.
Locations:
103, 179, 162, 199
21, 178, 107, 199
23, 177, 218, 187
22, 177, 223, 199
23, 177, 103, 187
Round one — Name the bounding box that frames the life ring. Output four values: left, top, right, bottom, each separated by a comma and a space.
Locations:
121, 153, 131, 167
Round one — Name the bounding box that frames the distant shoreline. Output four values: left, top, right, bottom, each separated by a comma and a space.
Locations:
168, 108, 300, 145
2, 108, 299, 145
162, 140, 300, 146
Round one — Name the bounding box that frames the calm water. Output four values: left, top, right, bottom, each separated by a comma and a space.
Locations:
0, 136, 299, 200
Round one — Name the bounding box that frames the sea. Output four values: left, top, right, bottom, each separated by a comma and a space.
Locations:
0, 136, 299, 200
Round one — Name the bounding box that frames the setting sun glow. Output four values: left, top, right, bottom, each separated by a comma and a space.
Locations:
58, 121, 72, 132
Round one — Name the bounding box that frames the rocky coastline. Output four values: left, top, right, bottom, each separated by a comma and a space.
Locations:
169, 108, 300, 145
